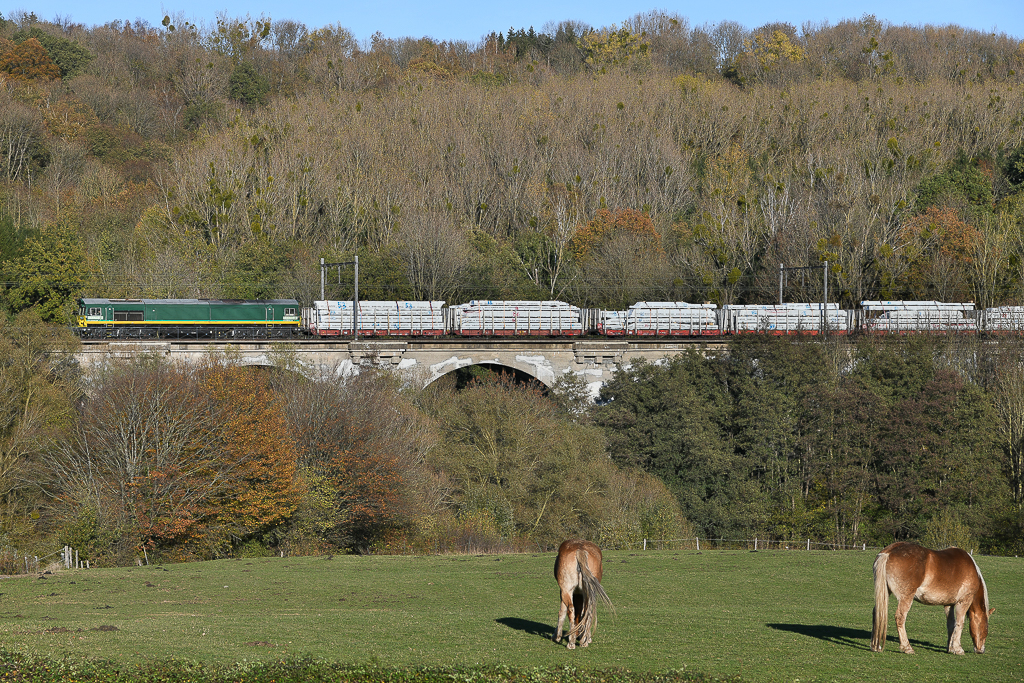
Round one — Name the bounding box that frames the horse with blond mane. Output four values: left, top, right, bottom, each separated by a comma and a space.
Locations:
553, 539, 612, 649
871, 541, 993, 654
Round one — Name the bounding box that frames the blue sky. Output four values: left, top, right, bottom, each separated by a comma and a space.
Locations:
4, 1, 1022, 43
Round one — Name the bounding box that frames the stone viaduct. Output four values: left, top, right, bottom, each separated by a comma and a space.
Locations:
75, 338, 722, 397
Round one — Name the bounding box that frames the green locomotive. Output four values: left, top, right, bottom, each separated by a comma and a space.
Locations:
77, 298, 301, 338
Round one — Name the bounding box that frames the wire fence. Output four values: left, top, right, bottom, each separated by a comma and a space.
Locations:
1, 545, 86, 575
641, 537, 878, 552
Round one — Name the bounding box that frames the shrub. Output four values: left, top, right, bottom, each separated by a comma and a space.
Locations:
920, 507, 975, 551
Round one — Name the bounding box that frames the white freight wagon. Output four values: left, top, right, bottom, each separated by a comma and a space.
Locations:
861, 301, 977, 333
451, 300, 584, 336
600, 302, 721, 336
723, 303, 849, 334
307, 300, 446, 336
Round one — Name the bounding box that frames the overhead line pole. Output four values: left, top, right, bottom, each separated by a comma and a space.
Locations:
320, 256, 360, 339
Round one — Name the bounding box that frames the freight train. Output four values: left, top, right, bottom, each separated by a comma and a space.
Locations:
75, 297, 1024, 339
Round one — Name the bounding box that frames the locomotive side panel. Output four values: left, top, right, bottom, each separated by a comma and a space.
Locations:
77, 298, 300, 338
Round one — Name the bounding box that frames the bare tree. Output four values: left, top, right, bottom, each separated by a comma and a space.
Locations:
271, 19, 307, 56
0, 97, 41, 181
396, 210, 472, 301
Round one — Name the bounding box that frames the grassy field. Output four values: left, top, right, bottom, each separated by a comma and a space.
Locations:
0, 549, 1021, 682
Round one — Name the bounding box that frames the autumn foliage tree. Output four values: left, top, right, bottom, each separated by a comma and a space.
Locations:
572, 208, 662, 260
571, 208, 667, 307
896, 206, 980, 301
0, 37, 60, 82
195, 364, 302, 555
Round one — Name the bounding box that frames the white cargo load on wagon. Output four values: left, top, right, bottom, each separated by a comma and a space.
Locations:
600, 302, 721, 336
724, 302, 848, 334
981, 306, 1024, 331
310, 300, 445, 336
452, 300, 583, 335
861, 300, 977, 332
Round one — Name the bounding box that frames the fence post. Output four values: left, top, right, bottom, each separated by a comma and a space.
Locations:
696, 537, 700, 551
643, 539, 647, 550
807, 539, 810, 551
754, 537, 758, 551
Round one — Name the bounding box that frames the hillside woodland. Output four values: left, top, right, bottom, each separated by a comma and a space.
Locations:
1, 9, 1024, 564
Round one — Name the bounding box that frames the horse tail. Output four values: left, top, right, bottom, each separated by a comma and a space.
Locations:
568, 547, 612, 643
577, 547, 612, 610
871, 550, 890, 652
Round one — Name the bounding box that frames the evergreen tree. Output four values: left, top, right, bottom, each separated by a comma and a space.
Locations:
3, 218, 85, 323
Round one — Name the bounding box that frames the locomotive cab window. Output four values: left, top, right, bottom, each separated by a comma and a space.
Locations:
87, 307, 102, 316
284, 308, 296, 316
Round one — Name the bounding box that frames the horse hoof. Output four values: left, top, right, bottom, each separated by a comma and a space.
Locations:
567, 643, 576, 650
901, 647, 915, 655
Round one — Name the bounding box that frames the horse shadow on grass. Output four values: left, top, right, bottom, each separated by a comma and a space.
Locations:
766, 623, 945, 653
496, 617, 556, 641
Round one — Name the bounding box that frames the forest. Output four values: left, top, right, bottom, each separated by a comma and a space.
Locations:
1, 8, 1024, 563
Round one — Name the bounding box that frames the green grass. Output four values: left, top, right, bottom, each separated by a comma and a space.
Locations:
0, 549, 1021, 682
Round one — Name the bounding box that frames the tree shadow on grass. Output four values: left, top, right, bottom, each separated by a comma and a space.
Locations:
496, 617, 555, 641
767, 623, 944, 653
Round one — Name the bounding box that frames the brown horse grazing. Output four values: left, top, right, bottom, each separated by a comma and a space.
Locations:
553, 539, 612, 649
871, 542, 993, 655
